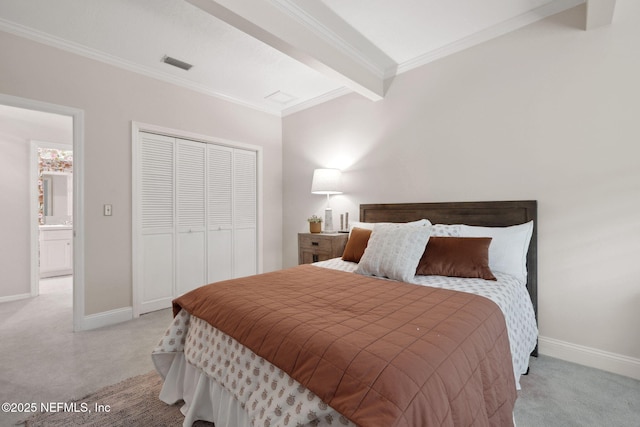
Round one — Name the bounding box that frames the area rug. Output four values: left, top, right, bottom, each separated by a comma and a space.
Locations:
22, 371, 214, 426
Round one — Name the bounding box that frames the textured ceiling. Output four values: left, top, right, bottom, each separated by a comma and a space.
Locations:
0, 0, 595, 116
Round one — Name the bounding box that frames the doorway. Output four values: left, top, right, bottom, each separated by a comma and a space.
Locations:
0, 93, 85, 331
34, 144, 73, 285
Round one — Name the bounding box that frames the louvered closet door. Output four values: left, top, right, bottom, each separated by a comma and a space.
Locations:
176, 138, 207, 296
135, 131, 259, 315
207, 145, 233, 283
139, 132, 174, 313
233, 149, 257, 278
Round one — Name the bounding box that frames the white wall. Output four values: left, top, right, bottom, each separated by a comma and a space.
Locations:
0, 30, 283, 315
283, 3, 640, 377
0, 124, 31, 299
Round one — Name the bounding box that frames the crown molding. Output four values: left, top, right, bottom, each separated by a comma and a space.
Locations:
1, 0, 588, 117
0, 18, 281, 116
393, 0, 586, 77
0, 16, 347, 118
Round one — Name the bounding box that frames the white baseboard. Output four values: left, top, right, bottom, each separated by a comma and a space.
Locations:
0, 293, 32, 303
539, 336, 640, 381
81, 306, 133, 331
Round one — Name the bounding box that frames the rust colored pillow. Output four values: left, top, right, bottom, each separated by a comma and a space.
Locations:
342, 227, 373, 263
416, 237, 497, 280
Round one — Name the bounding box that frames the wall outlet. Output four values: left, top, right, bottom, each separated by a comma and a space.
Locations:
104, 204, 112, 216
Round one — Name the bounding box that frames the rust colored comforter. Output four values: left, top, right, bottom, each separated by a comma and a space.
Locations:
173, 265, 516, 426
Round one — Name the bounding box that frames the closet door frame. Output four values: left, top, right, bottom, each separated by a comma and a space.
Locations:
132, 122, 263, 318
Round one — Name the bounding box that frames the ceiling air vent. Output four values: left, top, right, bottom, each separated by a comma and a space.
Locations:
162, 55, 193, 71
264, 90, 297, 105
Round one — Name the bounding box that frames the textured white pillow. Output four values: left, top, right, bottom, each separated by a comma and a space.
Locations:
355, 223, 431, 282
459, 221, 534, 283
349, 219, 431, 236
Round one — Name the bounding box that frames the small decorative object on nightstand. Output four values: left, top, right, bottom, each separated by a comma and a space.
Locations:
298, 232, 348, 264
307, 215, 323, 233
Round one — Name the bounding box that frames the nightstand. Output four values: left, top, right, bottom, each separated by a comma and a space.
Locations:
298, 233, 348, 264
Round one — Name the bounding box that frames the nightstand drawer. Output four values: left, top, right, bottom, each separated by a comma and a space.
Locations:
298, 234, 334, 251
297, 233, 348, 265
299, 251, 334, 264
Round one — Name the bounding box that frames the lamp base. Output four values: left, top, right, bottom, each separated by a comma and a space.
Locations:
324, 207, 333, 232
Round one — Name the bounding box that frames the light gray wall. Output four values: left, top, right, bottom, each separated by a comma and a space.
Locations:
283, 3, 640, 370
0, 30, 283, 315
0, 122, 32, 299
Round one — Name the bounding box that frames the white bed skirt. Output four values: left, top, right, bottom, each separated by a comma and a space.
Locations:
155, 351, 518, 427
153, 311, 355, 427
155, 352, 251, 427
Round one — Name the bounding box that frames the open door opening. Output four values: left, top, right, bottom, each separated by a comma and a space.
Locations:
0, 93, 85, 331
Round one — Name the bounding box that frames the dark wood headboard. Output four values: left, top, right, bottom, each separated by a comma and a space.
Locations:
360, 201, 538, 331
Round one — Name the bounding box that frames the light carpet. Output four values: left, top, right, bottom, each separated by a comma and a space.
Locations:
514, 354, 640, 427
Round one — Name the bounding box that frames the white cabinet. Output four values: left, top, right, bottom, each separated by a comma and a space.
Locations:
134, 131, 259, 315
39, 227, 73, 278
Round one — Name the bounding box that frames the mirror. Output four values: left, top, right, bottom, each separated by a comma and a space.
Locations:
42, 172, 72, 224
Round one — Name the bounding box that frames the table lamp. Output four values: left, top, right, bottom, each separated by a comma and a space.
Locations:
311, 168, 342, 232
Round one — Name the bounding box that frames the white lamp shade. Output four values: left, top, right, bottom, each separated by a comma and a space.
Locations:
311, 168, 343, 195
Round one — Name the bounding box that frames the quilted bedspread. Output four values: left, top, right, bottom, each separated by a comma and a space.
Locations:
173, 264, 516, 427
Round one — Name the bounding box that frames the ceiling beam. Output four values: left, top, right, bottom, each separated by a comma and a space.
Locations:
585, 0, 616, 29
187, 0, 392, 101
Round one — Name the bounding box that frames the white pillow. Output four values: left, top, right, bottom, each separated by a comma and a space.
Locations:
459, 221, 534, 283
431, 224, 461, 237
355, 223, 431, 282
349, 219, 431, 236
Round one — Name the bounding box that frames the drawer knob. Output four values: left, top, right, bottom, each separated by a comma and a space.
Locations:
311, 241, 319, 246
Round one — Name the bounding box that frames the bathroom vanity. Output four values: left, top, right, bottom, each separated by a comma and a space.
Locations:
39, 225, 73, 278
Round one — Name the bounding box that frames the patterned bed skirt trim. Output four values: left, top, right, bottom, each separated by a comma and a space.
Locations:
152, 310, 355, 427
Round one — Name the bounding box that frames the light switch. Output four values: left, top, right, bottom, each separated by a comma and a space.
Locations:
104, 204, 112, 216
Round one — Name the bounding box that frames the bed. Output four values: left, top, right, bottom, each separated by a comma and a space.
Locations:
152, 201, 538, 427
